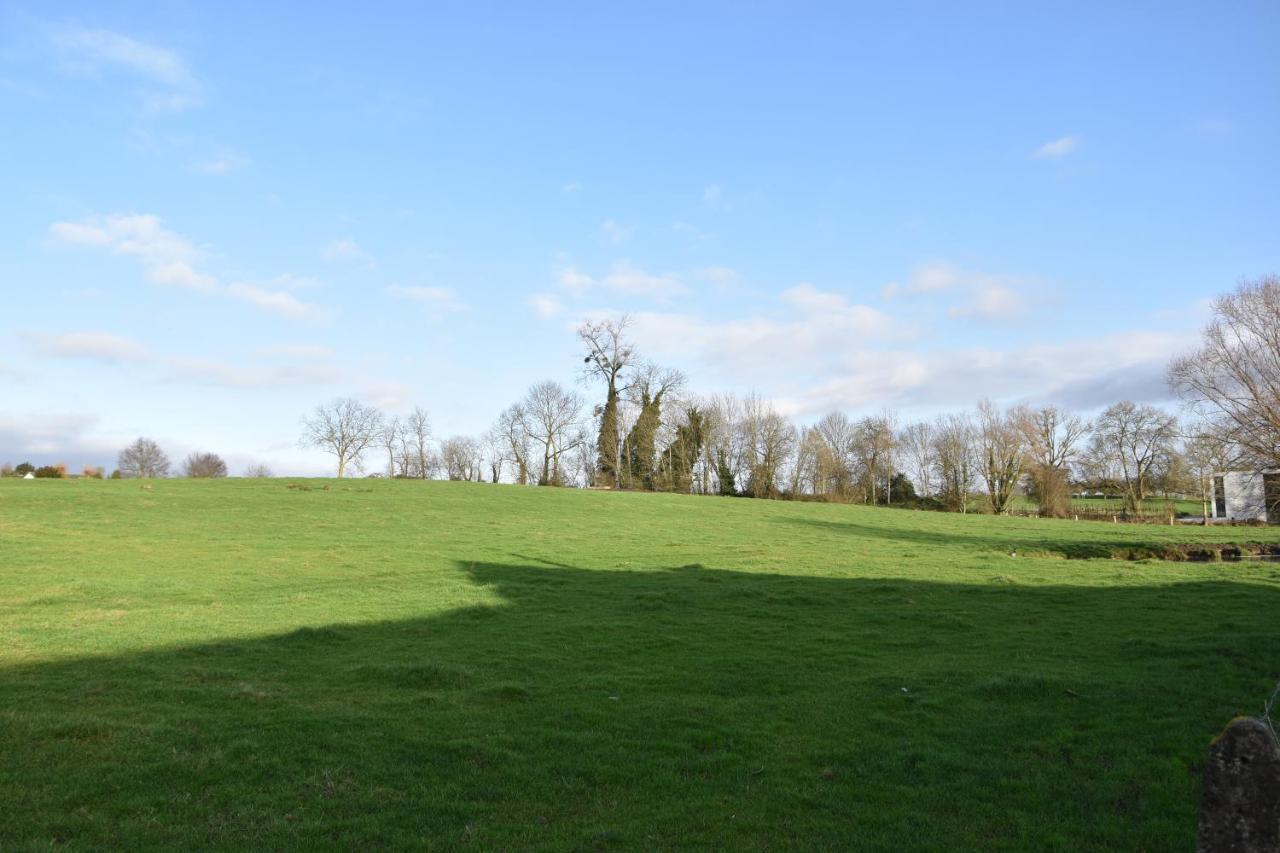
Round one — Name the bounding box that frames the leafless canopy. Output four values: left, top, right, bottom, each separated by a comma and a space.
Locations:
522, 381, 584, 486
300, 397, 383, 478
183, 451, 228, 478
118, 437, 170, 479
1169, 275, 1280, 469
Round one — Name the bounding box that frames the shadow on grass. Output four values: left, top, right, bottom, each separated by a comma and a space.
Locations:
775, 515, 1238, 559
1, 561, 1277, 850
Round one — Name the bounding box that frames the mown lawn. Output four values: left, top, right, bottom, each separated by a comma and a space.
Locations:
1, 478, 1278, 850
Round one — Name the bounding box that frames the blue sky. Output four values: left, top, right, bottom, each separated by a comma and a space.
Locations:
1, 2, 1277, 474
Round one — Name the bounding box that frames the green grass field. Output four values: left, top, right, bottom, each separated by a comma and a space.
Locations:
2, 479, 1278, 850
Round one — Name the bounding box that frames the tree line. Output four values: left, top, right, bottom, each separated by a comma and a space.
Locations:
6, 276, 1275, 519
294, 276, 1278, 520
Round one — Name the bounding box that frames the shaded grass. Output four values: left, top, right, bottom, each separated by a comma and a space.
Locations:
1, 478, 1278, 850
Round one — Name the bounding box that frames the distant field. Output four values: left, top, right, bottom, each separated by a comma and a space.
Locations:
1006, 494, 1204, 518
1, 479, 1277, 850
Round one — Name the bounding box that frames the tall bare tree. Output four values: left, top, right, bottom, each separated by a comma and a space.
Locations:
933, 414, 975, 513
1169, 275, 1280, 469
738, 393, 795, 499
522, 381, 584, 486
899, 421, 936, 498
118, 437, 170, 478
1090, 401, 1178, 512
814, 411, 855, 497
378, 416, 402, 477
975, 400, 1025, 514
493, 403, 532, 485
578, 316, 636, 488
851, 414, 896, 504
1015, 405, 1088, 517
301, 398, 383, 478
401, 407, 433, 479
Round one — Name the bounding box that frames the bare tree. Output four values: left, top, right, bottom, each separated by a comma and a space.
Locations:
440, 436, 483, 481
1015, 405, 1088, 517
899, 421, 936, 498
522, 381, 584, 486
578, 316, 636, 488
493, 404, 532, 485
975, 400, 1026, 514
402, 407, 433, 479
738, 393, 795, 499
1169, 275, 1280, 469
118, 437, 170, 478
850, 414, 896, 504
378, 416, 402, 477
1090, 401, 1178, 512
301, 398, 383, 478
183, 452, 228, 478
814, 411, 855, 497
933, 414, 975, 513
243, 463, 273, 478
1180, 426, 1238, 523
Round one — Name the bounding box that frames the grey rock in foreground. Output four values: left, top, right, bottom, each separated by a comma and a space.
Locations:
1197, 716, 1280, 853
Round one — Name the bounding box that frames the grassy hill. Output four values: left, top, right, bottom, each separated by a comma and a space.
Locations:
2, 478, 1278, 850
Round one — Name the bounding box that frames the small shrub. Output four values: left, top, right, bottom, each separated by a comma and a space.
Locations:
33, 465, 64, 479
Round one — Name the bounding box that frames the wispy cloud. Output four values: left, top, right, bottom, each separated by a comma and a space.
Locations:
30, 331, 150, 364
322, 237, 375, 266
528, 294, 564, 319
49, 213, 328, 320
703, 184, 722, 205
881, 263, 958, 299
53, 27, 202, 111
948, 280, 1025, 320
557, 266, 594, 295
385, 285, 464, 317
599, 219, 635, 245
195, 151, 251, 175
1031, 135, 1080, 160
882, 262, 1034, 321
560, 181, 582, 194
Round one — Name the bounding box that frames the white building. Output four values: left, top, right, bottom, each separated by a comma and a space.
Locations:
1211, 470, 1280, 523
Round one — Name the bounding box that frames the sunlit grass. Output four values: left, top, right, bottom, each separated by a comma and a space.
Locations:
1, 478, 1277, 849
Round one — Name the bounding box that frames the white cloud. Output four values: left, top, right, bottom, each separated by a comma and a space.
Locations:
560, 181, 582, 194
599, 219, 636, 245
1031, 135, 1081, 160
227, 283, 326, 320
882, 262, 1035, 321
558, 266, 595, 294
948, 280, 1025, 320
703, 184, 722, 205
31, 331, 150, 364
49, 213, 326, 320
628, 285, 897, 379
385, 285, 464, 316
167, 358, 342, 389
195, 152, 251, 175
53, 28, 202, 111
529, 294, 564, 319
322, 238, 374, 265
696, 266, 738, 287
601, 261, 685, 300
883, 263, 959, 299
0, 412, 115, 462
256, 343, 335, 360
